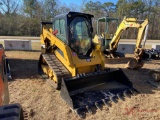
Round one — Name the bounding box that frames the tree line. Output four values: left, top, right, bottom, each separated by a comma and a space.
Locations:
0, 0, 160, 39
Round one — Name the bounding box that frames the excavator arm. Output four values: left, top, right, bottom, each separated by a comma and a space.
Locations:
109, 17, 149, 51
135, 19, 149, 53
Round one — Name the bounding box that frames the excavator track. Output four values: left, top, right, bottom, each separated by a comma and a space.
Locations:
38, 53, 70, 89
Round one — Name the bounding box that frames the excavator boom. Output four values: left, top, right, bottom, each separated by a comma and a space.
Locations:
110, 17, 149, 51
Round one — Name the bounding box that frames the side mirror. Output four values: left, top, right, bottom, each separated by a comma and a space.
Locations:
52, 30, 58, 35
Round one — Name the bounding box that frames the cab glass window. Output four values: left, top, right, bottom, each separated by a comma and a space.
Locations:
70, 17, 91, 55
54, 19, 67, 43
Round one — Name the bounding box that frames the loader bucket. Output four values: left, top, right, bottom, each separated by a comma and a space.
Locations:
60, 68, 138, 118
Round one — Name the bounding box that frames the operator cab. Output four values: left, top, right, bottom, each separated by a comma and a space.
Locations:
97, 17, 118, 49
53, 12, 94, 59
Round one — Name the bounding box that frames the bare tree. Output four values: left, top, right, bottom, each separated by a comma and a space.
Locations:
0, 0, 20, 15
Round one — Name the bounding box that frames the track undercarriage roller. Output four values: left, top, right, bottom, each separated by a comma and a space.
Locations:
38, 54, 62, 89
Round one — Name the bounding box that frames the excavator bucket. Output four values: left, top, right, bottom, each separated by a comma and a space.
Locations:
126, 58, 144, 69
60, 69, 138, 118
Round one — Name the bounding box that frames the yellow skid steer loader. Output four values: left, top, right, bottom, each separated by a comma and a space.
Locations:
38, 12, 138, 118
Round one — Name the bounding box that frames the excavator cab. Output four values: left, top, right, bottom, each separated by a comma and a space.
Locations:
96, 17, 119, 49
95, 17, 125, 58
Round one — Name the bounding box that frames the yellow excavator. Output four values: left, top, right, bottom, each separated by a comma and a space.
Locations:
94, 16, 149, 69
38, 12, 138, 118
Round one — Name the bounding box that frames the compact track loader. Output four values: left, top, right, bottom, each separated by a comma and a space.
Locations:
38, 12, 138, 118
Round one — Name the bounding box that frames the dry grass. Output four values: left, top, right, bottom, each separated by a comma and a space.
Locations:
6, 51, 160, 120
31, 42, 41, 51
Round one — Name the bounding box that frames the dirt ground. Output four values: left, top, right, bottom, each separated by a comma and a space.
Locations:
6, 51, 160, 120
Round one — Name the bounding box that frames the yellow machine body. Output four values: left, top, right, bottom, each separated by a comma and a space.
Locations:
40, 27, 105, 77
39, 12, 138, 118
